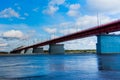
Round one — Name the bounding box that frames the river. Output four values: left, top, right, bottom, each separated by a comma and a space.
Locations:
0, 54, 120, 80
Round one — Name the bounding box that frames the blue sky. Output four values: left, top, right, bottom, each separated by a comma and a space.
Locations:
0, 0, 120, 51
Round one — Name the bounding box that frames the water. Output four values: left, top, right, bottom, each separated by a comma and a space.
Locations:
0, 54, 120, 80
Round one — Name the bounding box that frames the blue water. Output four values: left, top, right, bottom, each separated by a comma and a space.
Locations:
0, 54, 120, 80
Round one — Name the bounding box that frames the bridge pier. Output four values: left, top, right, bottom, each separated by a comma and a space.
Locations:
20, 50, 25, 54
33, 47, 44, 54
97, 34, 120, 54
49, 44, 65, 54
25, 48, 33, 54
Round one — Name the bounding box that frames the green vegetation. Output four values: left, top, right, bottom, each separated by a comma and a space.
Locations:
65, 49, 96, 54
0, 49, 96, 55
44, 49, 96, 54
0, 52, 8, 54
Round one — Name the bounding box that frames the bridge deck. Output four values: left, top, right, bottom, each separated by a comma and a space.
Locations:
11, 20, 120, 53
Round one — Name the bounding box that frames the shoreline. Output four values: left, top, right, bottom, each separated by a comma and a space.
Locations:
0, 53, 96, 57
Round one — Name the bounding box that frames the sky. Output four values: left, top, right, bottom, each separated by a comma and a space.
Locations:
0, 0, 120, 51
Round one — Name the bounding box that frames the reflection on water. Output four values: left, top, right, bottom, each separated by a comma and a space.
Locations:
98, 54, 120, 71
0, 54, 120, 80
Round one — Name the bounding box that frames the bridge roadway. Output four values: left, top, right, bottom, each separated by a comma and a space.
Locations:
11, 20, 120, 53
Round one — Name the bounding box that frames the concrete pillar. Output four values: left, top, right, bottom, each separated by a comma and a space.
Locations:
33, 47, 44, 54
49, 44, 65, 54
97, 34, 120, 54
20, 50, 25, 54
25, 48, 33, 54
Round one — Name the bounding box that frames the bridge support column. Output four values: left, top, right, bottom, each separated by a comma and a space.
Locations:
25, 48, 33, 54
20, 50, 25, 54
49, 44, 65, 54
33, 47, 44, 54
97, 34, 120, 54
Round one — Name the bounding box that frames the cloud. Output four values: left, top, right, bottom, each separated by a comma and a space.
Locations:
43, 0, 65, 15
64, 37, 97, 50
75, 15, 116, 30
17, 7, 21, 10
0, 24, 34, 32
43, 14, 116, 36
0, 7, 26, 19
33, 8, 39, 12
24, 13, 29, 16
44, 27, 57, 34
59, 28, 81, 35
0, 8, 20, 18
2, 30, 24, 39
67, 4, 81, 17
43, 6, 59, 15
0, 23, 37, 40
50, 34, 59, 39
0, 23, 38, 51
0, 43, 8, 47
49, 0, 65, 5
14, 3, 21, 10
87, 0, 120, 15
2, 29, 36, 41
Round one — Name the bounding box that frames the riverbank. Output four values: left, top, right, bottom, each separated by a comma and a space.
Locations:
0, 49, 96, 55
0, 52, 8, 54
44, 49, 96, 54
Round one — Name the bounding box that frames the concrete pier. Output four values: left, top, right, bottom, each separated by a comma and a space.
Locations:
33, 47, 44, 54
97, 34, 120, 54
20, 50, 25, 54
25, 48, 33, 54
49, 44, 65, 54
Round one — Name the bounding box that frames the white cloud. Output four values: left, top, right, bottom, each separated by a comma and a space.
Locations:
76, 15, 116, 30
14, 3, 21, 10
87, 0, 120, 15
69, 4, 81, 10
0, 24, 37, 40
0, 43, 8, 47
64, 37, 97, 50
59, 28, 80, 35
44, 28, 57, 34
0, 23, 38, 51
50, 34, 58, 39
33, 8, 39, 12
0, 24, 34, 32
43, 6, 59, 15
43, 0, 65, 15
43, 14, 116, 37
2, 30, 24, 39
17, 7, 21, 10
49, 0, 65, 5
67, 4, 80, 17
24, 13, 29, 16
0, 8, 20, 18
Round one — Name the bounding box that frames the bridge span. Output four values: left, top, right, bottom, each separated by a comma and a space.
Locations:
11, 20, 120, 54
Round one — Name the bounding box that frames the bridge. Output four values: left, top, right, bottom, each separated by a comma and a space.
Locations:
10, 20, 120, 54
